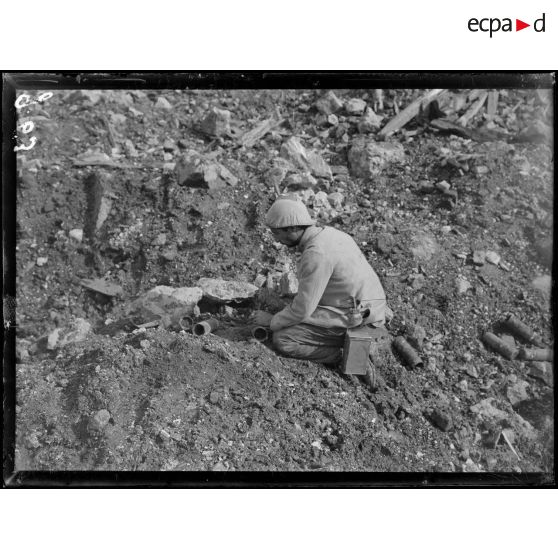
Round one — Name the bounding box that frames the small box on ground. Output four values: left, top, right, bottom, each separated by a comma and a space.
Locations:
342, 326, 374, 375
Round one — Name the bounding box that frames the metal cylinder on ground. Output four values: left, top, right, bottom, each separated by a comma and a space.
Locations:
392, 336, 423, 367
518, 347, 553, 362
482, 331, 519, 360
179, 316, 194, 332
193, 318, 220, 336
251, 326, 270, 342
503, 314, 544, 347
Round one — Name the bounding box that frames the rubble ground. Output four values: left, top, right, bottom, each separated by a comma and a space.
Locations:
14, 87, 554, 474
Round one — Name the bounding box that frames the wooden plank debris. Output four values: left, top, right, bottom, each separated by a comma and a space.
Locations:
378, 89, 447, 139
457, 92, 488, 126
81, 278, 124, 297
486, 91, 499, 118
239, 117, 284, 148
429, 118, 505, 142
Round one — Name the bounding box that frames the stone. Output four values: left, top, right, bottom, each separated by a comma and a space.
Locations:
485, 251, 501, 265
358, 107, 383, 133
175, 150, 238, 190
200, 107, 231, 137
212, 461, 228, 471
531, 275, 551, 297
315, 91, 344, 115
280, 137, 332, 179
127, 285, 203, 322
69, 229, 83, 242
284, 173, 317, 189
430, 408, 453, 431
158, 429, 172, 443
527, 362, 553, 386
472, 250, 486, 266
327, 192, 344, 210
470, 398, 508, 421
155, 96, 172, 110
197, 277, 258, 302
47, 318, 91, 350
327, 114, 339, 126
345, 98, 367, 115
409, 232, 439, 262
348, 139, 405, 179
89, 409, 111, 431
280, 271, 298, 295
124, 139, 139, 158
265, 158, 294, 189
209, 391, 220, 404
36, 256, 48, 266
312, 191, 331, 209
455, 276, 472, 295
406, 323, 426, 350
152, 233, 167, 246
506, 380, 530, 406
409, 274, 426, 291
163, 139, 175, 152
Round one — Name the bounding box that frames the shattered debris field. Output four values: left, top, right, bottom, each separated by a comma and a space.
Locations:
13, 87, 554, 475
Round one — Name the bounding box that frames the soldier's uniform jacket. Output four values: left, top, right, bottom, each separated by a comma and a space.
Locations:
270, 225, 386, 331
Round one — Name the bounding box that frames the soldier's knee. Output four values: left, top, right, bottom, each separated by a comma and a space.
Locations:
272, 329, 298, 356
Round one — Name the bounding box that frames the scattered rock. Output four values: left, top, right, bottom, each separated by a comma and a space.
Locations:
472, 250, 486, 266
406, 323, 426, 350
284, 173, 317, 190
175, 151, 238, 190
527, 362, 553, 386
47, 318, 92, 350
429, 408, 453, 431
327, 192, 344, 210
345, 98, 367, 115
158, 429, 172, 443
315, 91, 343, 115
409, 232, 439, 262
470, 398, 508, 421
200, 107, 231, 137
155, 97, 172, 110
327, 114, 339, 126
69, 229, 83, 242
280, 271, 298, 295
506, 380, 530, 406
36, 256, 48, 267
485, 251, 501, 265
209, 391, 221, 404
455, 276, 472, 295
89, 409, 111, 431
198, 277, 258, 302
358, 107, 383, 133
126, 285, 203, 322
348, 139, 405, 178
531, 275, 551, 297
212, 461, 228, 471
280, 137, 332, 179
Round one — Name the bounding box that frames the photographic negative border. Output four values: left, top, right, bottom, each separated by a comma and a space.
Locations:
2, 71, 555, 487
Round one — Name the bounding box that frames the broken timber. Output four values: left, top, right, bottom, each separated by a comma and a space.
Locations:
457, 92, 488, 126
239, 117, 284, 148
429, 118, 504, 142
378, 89, 447, 139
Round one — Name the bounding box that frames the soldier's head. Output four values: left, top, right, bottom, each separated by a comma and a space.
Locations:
265, 197, 314, 247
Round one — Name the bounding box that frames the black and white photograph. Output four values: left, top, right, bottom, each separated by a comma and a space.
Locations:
3, 73, 554, 481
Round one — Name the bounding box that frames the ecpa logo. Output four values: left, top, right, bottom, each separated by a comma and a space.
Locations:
468, 12, 546, 37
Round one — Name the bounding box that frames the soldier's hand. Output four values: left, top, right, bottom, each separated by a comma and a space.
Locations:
251, 310, 273, 327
